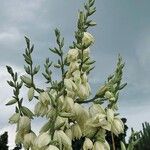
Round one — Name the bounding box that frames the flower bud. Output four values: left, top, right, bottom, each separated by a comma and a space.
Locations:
34, 132, 51, 148
20, 75, 32, 85
28, 87, 34, 101
9, 113, 20, 124
46, 145, 59, 150
18, 116, 31, 132
107, 109, 114, 123
23, 132, 36, 149
71, 123, 82, 140
82, 32, 94, 47
83, 138, 93, 150
67, 48, 79, 62
111, 117, 124, 136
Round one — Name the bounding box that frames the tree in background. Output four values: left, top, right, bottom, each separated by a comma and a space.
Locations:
12, 144, 22, 150
0, 132, 8, 150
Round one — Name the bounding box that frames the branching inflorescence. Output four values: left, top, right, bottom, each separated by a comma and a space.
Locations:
6, 0, 127, 150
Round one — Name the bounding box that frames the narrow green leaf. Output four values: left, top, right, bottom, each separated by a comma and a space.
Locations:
6, 99, 17, 106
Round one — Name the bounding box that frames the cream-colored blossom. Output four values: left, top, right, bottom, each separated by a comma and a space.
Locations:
107, 109, 114, 123
34, 132, 51, 148
69, 61, 79, 73
71, 123, 82, 140
57, 130, 72, 148
65, 129, 72, 141
64, 79, 77, 91
46, 145, 59, 150
67, 48, 79, 62
18, 116, 31, 132
82, 48, 90, 59
92, 141, 110, 150
83, 138, 93, 150
23, 132, 36, 149
39, 92, 51, 105
82, 32, 94, 47
34, 102, 48, 117
111, 117, 124, 136
9, 113, 20, 124
89, 104, 105, 117
77, 84, 90, 100
73, 103, 89, 127
15, 131, 24, 145
62, 96, 74, 112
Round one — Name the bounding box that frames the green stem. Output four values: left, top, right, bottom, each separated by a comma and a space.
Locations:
60, 54, 65, 83
77, 96, 97, 104
80, 49, 84, 71
111, 132, 116, 150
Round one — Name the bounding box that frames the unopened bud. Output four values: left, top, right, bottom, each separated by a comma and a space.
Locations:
20, 75, 32, 85
28, 87, 34, 101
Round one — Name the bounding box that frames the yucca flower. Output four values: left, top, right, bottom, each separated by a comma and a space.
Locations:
39, 92, 51, 105
107, 108, 114, 123
111, 117, 124, 136
71, 123, 82, 140
92, 141, 110, 150
67, 48, 79, 62
34, 132, 51, 148
46, 145, 59, 150
83, 138, 93, 150
23, 132, 36, 149
82, 32, 94, 47
9, 113, 20, 124
18, 116, 31, 132
62, 96, 74, 112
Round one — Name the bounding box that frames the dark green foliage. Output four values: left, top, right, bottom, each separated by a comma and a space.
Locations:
134, 122, 150, 150
12, 144, 22, 150
106, 118, 128, 150
72, 137, 85, 150
0, 132, 8, 150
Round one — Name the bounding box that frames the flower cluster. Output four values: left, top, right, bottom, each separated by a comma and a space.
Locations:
6, 0, 127, 150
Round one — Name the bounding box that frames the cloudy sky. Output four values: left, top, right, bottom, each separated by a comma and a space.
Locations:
0, 0, 150, 148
